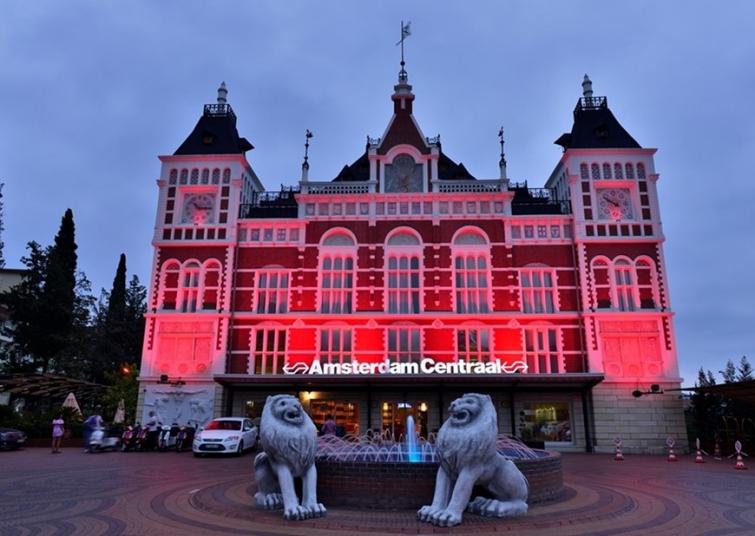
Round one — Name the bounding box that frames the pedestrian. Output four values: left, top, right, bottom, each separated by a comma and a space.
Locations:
83, 412, 103, 452
321, 414, 337, 436
51, 413, 65, 453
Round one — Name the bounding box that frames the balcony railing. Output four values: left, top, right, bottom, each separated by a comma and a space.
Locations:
509, 181, 571, 215
203, 103, 236, 119
239, 187, 300, 219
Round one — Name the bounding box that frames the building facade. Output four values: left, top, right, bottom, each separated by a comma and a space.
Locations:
136, 71, 687, 453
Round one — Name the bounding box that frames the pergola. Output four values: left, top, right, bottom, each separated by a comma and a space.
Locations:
0, 373, 106, 409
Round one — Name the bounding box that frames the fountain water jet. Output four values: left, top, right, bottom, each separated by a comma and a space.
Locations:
406, 415, 421, 463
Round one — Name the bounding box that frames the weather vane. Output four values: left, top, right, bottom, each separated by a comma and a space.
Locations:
498, 126, 507, 180
396, 21, 411, 81
303, 129, 313, 170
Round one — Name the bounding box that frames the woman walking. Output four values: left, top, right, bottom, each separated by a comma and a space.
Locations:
51, 414, 65, 453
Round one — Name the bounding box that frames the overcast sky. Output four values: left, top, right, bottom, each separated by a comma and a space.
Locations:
1, 1, 753, 384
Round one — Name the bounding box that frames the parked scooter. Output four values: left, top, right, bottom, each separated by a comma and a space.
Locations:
158, 423, 181, 451
135, 426, 150, 451
121, 426, 134, 452
88, 426, 121, 453
175, 425, 195, 453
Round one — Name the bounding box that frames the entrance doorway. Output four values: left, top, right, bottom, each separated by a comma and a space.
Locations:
381, 400, 428, 440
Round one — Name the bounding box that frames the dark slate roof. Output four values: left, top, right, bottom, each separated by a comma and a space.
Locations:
174, 104, 253, 155
555, 97, 640, 150
437, 152, 476, 180
377, 109, 431, 156
333, 152, 370, 182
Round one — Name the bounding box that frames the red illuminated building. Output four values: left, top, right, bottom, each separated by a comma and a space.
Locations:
137, 70, 687, 453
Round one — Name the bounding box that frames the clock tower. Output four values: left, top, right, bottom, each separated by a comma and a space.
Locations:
137, 83, 263, 427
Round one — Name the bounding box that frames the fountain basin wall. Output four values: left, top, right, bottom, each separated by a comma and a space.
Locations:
316, 450, 562, 510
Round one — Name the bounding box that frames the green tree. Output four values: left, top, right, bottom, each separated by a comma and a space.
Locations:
720, 359, 737, 383
102, 362, 139, 424
737, 356, 753, 381
38, 209, 78, 372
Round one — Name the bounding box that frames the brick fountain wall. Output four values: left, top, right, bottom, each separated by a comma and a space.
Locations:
316, 451, 562, 510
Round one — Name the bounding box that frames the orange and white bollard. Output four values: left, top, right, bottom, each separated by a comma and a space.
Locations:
694, 438, 705, 464
733, 440, 748, 470
666, 437, 678, 462
713, 438, 722, 460
614, 437, 624, 461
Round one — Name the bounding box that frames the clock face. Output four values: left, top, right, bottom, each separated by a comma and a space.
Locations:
182, 193, 215, 224
596, 188, 633, 220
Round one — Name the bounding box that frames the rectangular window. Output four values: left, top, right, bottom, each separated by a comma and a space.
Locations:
251, 327, 286, 375
519, 402, 572, 443
386, 326, 422, 363
520, 269, 557, 313
254, 270, 290, 314
318, 328, 353, 364
454, 255, 491, 313
386, 256, 421, 313
523, 327, 560, 373
456, 328, 492, 363
180, 268, 200, 312
614, 265, 636, 311
319, 256, 354, 313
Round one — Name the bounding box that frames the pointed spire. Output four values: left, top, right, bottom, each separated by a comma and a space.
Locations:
498, 127, 507, 181
582, 74, 593, 98
301, 129, 313, 182
217, 81, 228, 104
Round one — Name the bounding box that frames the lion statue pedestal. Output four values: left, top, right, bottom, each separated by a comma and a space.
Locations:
418, 393, 529, 527
253, 394, 326, 520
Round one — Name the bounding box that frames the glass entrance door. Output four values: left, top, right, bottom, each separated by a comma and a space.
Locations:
381, 400, 428, 440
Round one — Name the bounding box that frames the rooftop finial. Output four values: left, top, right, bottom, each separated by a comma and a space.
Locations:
217, 81, 228, 104
396, 21, 411, 84
301, 129, 313, 182
582, 74, 593, 98
498, 126, 508, 181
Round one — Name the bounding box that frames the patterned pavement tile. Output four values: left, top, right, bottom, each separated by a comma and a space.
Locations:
0, 448, 753, 535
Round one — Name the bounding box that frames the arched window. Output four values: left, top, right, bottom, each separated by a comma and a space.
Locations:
180, 169, 188, 184
385, 230, 422, 314
613, 259, 636, 311
169, 169, 178, 184
591, 163, 600, 180
520, 264, 557, 313
222, 168, 231, 183
201, 260, 222, 310
602, 163, 612, 179
580, 163, 589, 180
319, 231, 356, 314
452, 230, 491, 313
635, 258, 658, 309
637, 163, 646, 179
614, 163, 623, 180
179, 261, 201, 312
625, 163, 634, 179
159, 260, 181, 310
201, 169, 209, 184
591, 258, 612, 309
190, 169, 199, 185
254, 266, 290, 314
212, 169, 220, 184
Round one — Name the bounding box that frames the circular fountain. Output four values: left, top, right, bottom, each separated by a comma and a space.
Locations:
315, 416, 563, 510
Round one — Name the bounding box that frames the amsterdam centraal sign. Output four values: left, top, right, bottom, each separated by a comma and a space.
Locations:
282, 358, 528, 375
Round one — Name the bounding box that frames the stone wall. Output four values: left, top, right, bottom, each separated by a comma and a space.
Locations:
591, 382, 688, 454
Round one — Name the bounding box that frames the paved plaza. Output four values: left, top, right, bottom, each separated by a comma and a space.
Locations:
1, 447, 753, 535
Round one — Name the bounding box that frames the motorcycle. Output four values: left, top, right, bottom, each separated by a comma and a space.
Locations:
175, 425, 195, 453
88, 426, 121, 453
135, 426, 149, 451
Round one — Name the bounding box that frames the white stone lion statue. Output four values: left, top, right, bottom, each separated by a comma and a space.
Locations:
418, 393, 528, 527
253, 394, 326, 520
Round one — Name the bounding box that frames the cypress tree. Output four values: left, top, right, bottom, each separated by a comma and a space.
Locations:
38, 209, 78, 372
107, 254, 127, 325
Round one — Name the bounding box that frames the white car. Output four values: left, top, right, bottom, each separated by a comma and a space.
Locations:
193, 417, 258, 456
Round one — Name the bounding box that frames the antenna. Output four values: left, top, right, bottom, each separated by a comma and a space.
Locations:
498, 126, 507, 180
